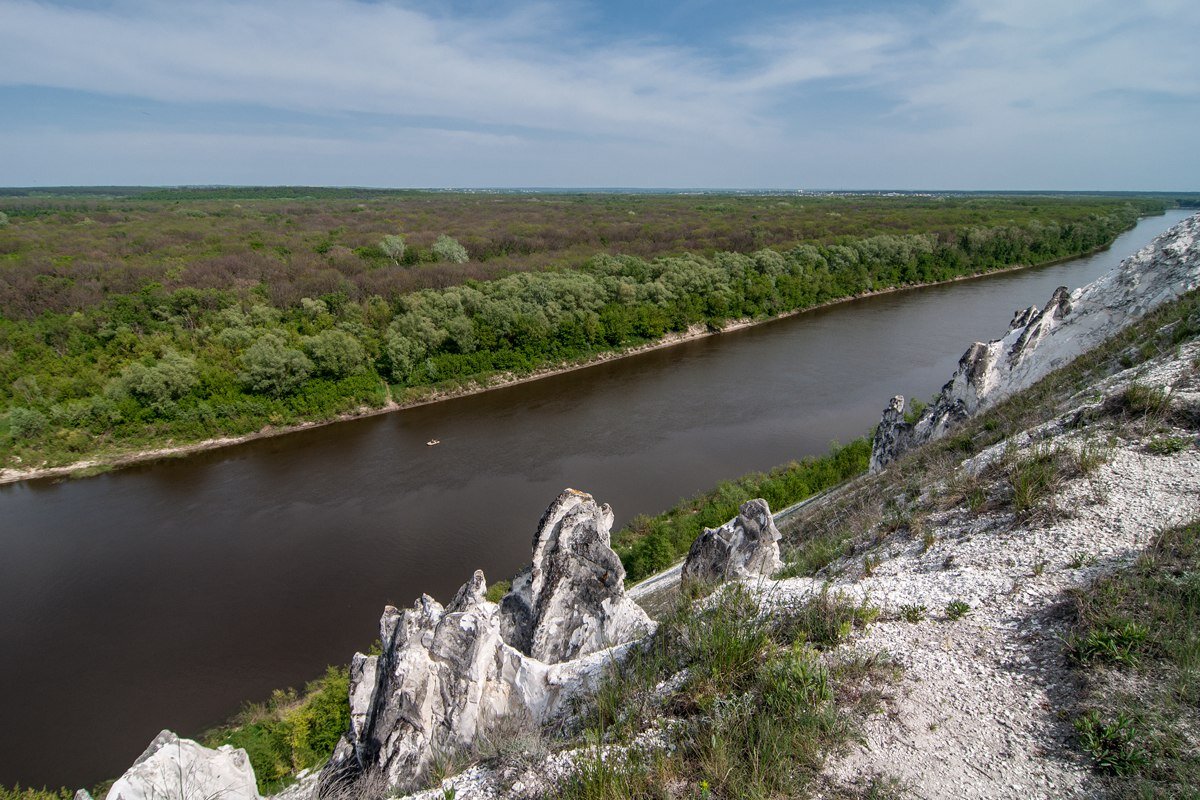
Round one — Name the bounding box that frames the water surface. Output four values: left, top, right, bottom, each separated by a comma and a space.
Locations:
0, 210, 1189, 786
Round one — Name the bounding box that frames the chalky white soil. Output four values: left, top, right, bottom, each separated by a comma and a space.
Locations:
769, 342, 1200, 799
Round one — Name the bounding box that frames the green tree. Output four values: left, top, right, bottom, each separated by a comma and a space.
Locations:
379, 234, 406, 265
7, 407, 47, 440
240, 333, 313, 396
432, 234, 469, 264
111, 350, 199, 413
303, 329, 364, 378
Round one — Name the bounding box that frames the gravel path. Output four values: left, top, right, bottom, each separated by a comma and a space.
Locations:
770, 344, 1200, 799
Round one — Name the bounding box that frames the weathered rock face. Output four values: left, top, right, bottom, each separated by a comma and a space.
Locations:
500, 489, 654, 663
322, 489, 653, 794
681, 498, 782, 584
105, 730, 260, 800
871, 213, 1200, 471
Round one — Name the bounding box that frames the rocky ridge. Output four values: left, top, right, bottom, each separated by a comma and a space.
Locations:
104, 730, 261, 800
319, 489, 653, 793
681, 497, 783, 584
792, 334, 1200, 798
871, 212, 1200, 471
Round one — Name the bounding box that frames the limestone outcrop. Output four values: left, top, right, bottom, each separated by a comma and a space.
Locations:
105, 730, 260, 800
500, 489, 654, 663
871, 212, 1200, 471
321, 489, 653, 794
681, 498, 782, 584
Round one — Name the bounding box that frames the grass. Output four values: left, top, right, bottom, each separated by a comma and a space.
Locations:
1074, 711, 1150, 777
1003, 444, 1080, 521
1067, 520, 1200, 795
556, 584, 889, 800
944, 600, 971, 621
777, 528, 856, 579
1147, 435, 1192, 455
1107, 382, 1171, 419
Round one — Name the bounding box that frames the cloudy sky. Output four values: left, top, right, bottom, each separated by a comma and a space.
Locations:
1, 0, 1197, 189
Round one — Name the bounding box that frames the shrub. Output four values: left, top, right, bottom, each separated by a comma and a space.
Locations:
303, 329, 364, 379
111, 350, 199, 413
205, 666, 350, 793
240, 333, 313, 396
945, 600, 971, 620
432, 234, 469, 264
8, 407, 48, 440
1074, 711, 1149, 776
0, 788, 70, 800
485, 579, 511, 603
379, 234, 406, 264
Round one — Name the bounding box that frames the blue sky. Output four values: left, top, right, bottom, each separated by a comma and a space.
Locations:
0, 0, 1197, 189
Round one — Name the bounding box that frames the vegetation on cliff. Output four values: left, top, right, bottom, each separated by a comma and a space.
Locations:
0, 193, 1161, 473
615, 439, 870, 582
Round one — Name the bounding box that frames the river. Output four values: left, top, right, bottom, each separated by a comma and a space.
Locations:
0, 209, 1190, 787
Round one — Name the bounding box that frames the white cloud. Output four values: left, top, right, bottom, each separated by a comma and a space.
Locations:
0, 0, 1196, 187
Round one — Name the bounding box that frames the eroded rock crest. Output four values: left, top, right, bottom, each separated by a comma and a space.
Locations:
500, 489, 653, 663
681, 498, 782, 584
105, 730, 260, 800
321, 489, 653, 793
871, 213, 1200, 471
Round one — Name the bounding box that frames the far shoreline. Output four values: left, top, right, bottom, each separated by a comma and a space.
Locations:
0, 234, 1143, 486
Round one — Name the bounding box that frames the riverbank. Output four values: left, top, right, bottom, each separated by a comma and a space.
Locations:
0, 240, 1130, 487
132, 263, 1200, 800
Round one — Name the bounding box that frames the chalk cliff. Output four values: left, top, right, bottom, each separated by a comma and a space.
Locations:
105, 730, 260, 800
871, 213, 1200, 471
320, 489, 653, 793
681, 498, 782, 584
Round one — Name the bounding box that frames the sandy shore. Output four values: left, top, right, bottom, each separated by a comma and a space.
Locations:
0, 250, 1114, 486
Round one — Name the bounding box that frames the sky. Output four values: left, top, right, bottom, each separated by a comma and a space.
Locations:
0, 0, 1197, 190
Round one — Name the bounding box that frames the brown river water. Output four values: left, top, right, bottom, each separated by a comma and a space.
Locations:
0, 210, 1189, 787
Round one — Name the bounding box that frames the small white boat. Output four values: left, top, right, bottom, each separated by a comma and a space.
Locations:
426, 439, 441, 446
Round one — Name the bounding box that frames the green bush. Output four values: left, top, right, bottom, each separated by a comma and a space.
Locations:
379, 234, 406, 264
303, 329, 364, 379
205, 666, 350, 793
0, 787, 71, 800
616, 439, 870, 582
239, 333, 313, 396
111, 350, 199, 413
8, 407, 48, 440
432, 234, 469, 264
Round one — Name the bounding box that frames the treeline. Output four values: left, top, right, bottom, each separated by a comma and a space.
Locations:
0, 204, 1150, 468
380, 212, 1138, 386
0, 194, 1168, 319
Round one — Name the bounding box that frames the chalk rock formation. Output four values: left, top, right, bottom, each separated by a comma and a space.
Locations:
500, 489, 654, 663
682, 498, 782, 584
322, 490, 653, 793
105, 730, 260, 800
871, 213, 1200, 471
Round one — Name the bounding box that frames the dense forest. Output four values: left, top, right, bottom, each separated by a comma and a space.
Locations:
0, 192, 1168, 471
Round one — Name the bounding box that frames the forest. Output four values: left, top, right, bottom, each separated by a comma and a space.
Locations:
0, 191, 1170, 472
